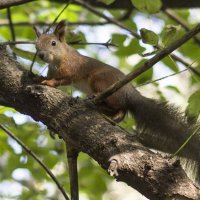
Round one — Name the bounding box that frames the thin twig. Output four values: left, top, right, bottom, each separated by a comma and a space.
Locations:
136, 68, 188, 88
0, 124, 70, 200
0, 40, 117, 48
172, 126, 200, 158
164, 9, 200, 46
6, 7, 15, 41
6, 7, 17, 59
94, 23, 200, 103
170, 54, 200, 77
45, 0, 72, 33
0, 21, 110, 27
0, 41, 35, 45
30, 50, 37, 73
72, 39, 117, 48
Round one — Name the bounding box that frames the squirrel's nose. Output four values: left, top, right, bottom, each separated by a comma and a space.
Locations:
38, 52, 45, 60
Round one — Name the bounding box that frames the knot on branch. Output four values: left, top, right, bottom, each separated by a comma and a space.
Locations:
25, 84, 44, 96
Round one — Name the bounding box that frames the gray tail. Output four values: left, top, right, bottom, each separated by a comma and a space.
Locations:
127, 90, 200, 183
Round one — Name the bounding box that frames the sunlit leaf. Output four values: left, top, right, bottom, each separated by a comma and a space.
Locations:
131, 0, 162, 13
140, 28, 159, 46
186, 90, 200, 124
112, 33, 127, 45
99, 0, 116, 5
161, 25, 183, 47
134, 60, 153, 84
166, 85, 181, 94
12, 47, 44, 64
162, 56, 179, 72
115, 39, 145, 56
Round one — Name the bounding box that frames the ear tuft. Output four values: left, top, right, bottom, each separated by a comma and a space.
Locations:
54, 20, 66, 42
33, 26, 42, 38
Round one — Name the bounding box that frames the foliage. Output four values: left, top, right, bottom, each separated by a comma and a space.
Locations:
131, 0, 162, 14
0, 0, 200, 199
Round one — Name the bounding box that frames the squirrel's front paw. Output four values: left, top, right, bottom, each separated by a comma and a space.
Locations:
41, 79, 57, 87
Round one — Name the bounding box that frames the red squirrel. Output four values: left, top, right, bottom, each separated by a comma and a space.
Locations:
34, 21, 200, 183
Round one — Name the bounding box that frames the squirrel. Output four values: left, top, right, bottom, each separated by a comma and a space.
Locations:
34, 20, 200, 184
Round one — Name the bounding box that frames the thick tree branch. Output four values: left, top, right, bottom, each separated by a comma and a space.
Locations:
0, 46, 200, 200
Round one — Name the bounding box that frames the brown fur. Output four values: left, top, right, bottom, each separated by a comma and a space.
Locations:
35, 21, 131, 121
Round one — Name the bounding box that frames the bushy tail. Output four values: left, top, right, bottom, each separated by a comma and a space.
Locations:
127, 90, 200, 183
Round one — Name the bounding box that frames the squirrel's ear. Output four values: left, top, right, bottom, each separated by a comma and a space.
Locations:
33, 26, 42, 38
54, 20, 66, 42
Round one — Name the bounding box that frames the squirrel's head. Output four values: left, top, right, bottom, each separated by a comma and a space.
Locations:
34, 20, 67, 64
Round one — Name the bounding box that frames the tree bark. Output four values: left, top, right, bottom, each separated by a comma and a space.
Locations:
1, 0, 200, 10
0, 0, 33, 9
0, 46, 200, 199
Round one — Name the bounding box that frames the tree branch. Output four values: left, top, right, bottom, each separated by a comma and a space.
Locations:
0, 21, 110, 27
0, 40, 117, 48
0, 0, 33, 9
94, 23, 200, 103
6, 7, 15, 42
0, 46, 199, 199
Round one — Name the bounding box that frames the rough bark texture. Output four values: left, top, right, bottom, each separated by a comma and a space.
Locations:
1, 0, 200, 10
0, 46, 200, 199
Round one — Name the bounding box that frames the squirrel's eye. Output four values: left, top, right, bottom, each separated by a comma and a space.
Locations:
51, 41, 56, 46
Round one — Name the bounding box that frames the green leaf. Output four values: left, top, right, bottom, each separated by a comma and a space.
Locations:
66, 31, 86, 49
134, 60, 153, 84
166, 86, 181, 94
100, 0, 116, 5
140, 28, 159, 46
161, 25, 182, 47
162, 56, 179, 72
179, 39, 200, 60
115, 39, 145, 56
131, 0, 162, 14
124, 20, 137, 31
0, 114, 16, 127
112, 33, 127, 45
12, 47, 44, 64
66, 31, 85, 43
186, 90, 200, 123
0, 106, 16, 114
